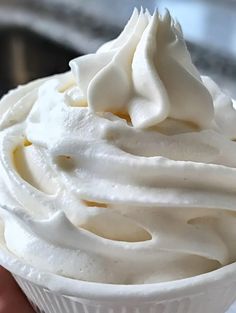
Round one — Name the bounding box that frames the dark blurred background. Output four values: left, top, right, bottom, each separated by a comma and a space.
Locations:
0, 0, 236, 98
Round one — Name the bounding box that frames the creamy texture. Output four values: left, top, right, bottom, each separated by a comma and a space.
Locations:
70, 9, 214, 129
1, 9, 236, 284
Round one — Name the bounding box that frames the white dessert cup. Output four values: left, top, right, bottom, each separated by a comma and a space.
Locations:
1, 238, 236, 313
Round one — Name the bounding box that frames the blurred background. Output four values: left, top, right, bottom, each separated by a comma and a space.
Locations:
0, 0, 236, 99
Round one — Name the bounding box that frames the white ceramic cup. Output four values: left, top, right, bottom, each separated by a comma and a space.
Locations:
1, 240, 236, 313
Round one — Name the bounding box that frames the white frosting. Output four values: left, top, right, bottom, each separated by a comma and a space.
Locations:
70, 9, 214, 128
0, 9, 236, 284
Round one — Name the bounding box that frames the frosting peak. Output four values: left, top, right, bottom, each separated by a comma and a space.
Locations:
70, 9, 214, 128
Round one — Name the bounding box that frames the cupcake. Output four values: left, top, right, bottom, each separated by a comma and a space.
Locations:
1, 8, 236, 313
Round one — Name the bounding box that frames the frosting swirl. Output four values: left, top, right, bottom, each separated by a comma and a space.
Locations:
70, 8, 214, 128
0, 9, 236, 284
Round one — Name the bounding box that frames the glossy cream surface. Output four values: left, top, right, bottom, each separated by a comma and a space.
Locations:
1, 9, 236, 284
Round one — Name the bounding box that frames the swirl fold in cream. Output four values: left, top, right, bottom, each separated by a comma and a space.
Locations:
70, 9, 214, 128
0, 9, 236, 284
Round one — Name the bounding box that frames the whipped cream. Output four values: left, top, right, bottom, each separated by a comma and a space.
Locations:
1, 9, 236, 284
70, 8, 214, 128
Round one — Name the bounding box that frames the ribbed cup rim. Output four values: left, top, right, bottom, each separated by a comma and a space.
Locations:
1, 244, 236, 302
